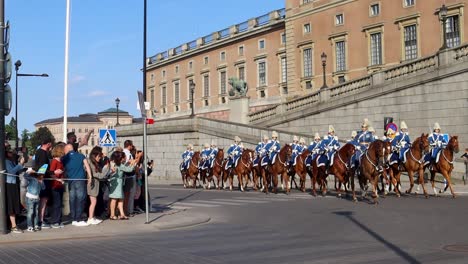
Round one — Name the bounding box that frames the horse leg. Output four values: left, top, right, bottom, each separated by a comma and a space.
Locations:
350, 169, 357, 202
405, 170, 415, 194
272, 173, 278, 194
430, 170, 438, 197
283, 172, 291, 194
372, 176, 379, 204
418, 167, 428, 198
442, 170, 456, 198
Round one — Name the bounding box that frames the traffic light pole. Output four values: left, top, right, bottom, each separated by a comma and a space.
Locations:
0, 0, 8, 234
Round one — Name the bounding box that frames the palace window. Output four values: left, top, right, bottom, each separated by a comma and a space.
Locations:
404, 0, 415, 7
162, 70, 166, 78
188, 61, 193, 71
259, 39, 265, 50
258, 61, 266, 86
446, 15, 461, 48
220, 51, 226, 61
304, 23, 311, 34
335, 14, 344, 25
370, 3, 380, 16
370, 32, 382, 65
204, 56, 209, 65
238, 45, 244, 56
174, 82, 180, 104
238, 65, 245, 81
303, 48, 312, 78
175, 65, 179, 74
203, 74, 210, 97
335, 41, 346, 72
161, 85, 167, 106
280, 56, 287, 83
281, 32, 286, 44
219, 71, 227, 95
404, 24, 417, 60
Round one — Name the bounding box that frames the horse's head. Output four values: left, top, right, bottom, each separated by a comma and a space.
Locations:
448, 136, 460, 153
417, 133, 430, 154
370, 140, 386, 167
242, 148, 254, 162
341, 143, 356, 159
217, 148, 224, 159
281, 144, 293, 160
192, 151, 200, 162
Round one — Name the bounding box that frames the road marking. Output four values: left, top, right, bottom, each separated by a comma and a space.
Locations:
191, 200, 244, 206
234, 196, 293, 202
169, 205, 192, 210
174, 202, 219, 208
213, 198, 268, 204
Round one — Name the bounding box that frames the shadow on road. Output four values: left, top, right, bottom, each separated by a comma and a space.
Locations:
148, 190, 203, 224
333, 211, 421, 264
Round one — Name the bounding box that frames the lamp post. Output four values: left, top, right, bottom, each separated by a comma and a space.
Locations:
320, 52, 328, 89
439, 4, 448, 50
14, 60, 49, 149
115, 97, 120, 126
189, 80, 195, 118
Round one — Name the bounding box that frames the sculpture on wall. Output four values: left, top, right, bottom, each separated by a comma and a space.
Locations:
228, 77, 248, 97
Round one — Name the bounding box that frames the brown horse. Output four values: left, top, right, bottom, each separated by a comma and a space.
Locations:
204, 148, 224, 190
227, 149, 254, 192
358, 140, 392, 204
428, 136, 459, 198
181, 151, 200, 188
288, 149, 310, 192
252, 152, 264, 191
389, 134, 430, 197
266, 144, 292, 194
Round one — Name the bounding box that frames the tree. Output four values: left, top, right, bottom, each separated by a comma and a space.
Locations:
5, 117, 16, 140
29, 127, 55, 154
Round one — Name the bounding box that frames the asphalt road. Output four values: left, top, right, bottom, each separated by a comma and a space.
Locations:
1, 184, 467, 264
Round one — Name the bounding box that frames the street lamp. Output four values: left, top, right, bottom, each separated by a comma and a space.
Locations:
439, 4, 448, 50
189, 80, 195, 118
115, 97, 120, 126
14, 60, 49, 149
320, 52, 328, 89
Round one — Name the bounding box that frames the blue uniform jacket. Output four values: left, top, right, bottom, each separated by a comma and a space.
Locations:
265, 140, 281, 160
429, 133, 448, 158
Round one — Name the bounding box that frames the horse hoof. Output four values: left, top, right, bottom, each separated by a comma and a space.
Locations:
337, 193, 342, 198
397, 193, 401, 198
452, 195, 456, 199
352, 197, 357, 202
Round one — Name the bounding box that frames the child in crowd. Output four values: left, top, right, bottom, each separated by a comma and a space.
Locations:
49, 144, 65, 228
25, 167, 46, 232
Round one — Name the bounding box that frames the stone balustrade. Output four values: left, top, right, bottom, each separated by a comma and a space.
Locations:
148, 8, 286, 65
454, 43, 468, 61
286, 91, 320, 111
248, 105, 278, 123
329, 76, 372, 98
385, 55, 437, 81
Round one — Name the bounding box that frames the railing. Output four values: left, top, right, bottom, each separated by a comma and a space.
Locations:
202, 34, 213, 45
174, 46, 183, 55
148, 8, 285, 65
256, 14, 270, 26
454, 43, 468, 60
237, 21, 249, 33
286, 92, 319, 111
219, 28, 230, 39
187, 40, 197, 50
248, 105, 278, 123
385, 55, 437, 81
330, 76, 372, 98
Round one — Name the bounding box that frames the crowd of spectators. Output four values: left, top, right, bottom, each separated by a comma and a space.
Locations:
3, 132, 152, 234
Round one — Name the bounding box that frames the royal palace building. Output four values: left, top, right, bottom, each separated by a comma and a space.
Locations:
147, 0, 466, 120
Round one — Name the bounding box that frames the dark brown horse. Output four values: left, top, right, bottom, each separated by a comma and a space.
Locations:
227, 149, 254, 192
181, 151, 200, 188
427, 136, 459, 198
389, 134, 430, 197
252, 152, 264, 191
288, 149, 310, 192
204, 148, 224, 190
358, 140, 392, 204
329, 143, 356, 198
266, 144, 292, 194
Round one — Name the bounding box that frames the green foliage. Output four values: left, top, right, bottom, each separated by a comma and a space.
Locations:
5, 117, 17, 140
29, 127, 55, 153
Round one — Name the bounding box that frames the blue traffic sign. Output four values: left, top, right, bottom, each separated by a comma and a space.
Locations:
99, 129, 117, 147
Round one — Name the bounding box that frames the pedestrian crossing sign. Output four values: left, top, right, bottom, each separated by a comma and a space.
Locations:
99, 129, 117, 147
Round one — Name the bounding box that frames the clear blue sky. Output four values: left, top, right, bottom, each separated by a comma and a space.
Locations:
7, 0, 284, 134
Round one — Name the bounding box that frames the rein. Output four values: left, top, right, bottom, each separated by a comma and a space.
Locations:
409, 139, 425, 164
337, 151, 349, 169
442, 149, 454, 165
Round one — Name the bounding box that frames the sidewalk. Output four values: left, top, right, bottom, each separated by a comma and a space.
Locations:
0, 209, 210, 244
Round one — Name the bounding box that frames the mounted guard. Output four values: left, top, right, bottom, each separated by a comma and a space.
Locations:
351, 118, 375, 169
317, 125, 340, 168
199, 143, 211, 171
263, 131, 281, 167
225, 136, 243, 170
391, 121, 411, 165
208, 141, 219, 169
289, 136, 305, 169
424, 122, 448, 167
306, 133, 321, 167
180, 144, 194, 171
254, 135, 269, 167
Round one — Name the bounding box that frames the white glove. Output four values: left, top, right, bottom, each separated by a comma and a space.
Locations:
401, 141, 406, 147
272, 146, 277, 151
234, 151, 239, 155
437, 142, 441, 147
